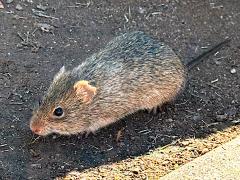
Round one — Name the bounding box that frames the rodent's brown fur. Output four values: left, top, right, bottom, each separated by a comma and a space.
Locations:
30, 31, 185, 136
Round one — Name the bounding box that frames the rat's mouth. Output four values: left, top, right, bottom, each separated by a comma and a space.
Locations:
30, 119, 83, 136
30, 124, 67, 136
30, 126, 51, 136
49, 128, 73, 135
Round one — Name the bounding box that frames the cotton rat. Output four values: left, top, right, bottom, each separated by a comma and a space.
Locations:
30, 31, 230, 136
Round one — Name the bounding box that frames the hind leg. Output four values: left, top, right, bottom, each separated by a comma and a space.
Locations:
142, 87, 180, 115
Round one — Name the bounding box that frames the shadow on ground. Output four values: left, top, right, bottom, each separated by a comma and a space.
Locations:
0, 0, 239, 179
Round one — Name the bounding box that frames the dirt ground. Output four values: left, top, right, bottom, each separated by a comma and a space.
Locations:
57, 126, 240, 179
0, 0, 239, 179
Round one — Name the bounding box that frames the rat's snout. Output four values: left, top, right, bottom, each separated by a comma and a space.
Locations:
30, 118, 47, 136
31, 126, 42, 135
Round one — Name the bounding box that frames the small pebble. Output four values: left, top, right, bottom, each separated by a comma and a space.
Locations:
200, 148, 209, 154
225, 107, 237, 117
36, 23, 54, 32
216, 114, 227, 121
6, 0, 14, 4
36, 4, 48, 11
160, 4, 168, 11
232, 119, 240, 124
166, 118, 174, 122
181, 141, 190, 146
16, 4, 23, 11
193, 115, 201, 121
31, 164, 42, 169
230, 68, 236, 74
186, 146, 194, 151
215, 60, 221, 65
131, 167, 141, 174
212, 128, 218, 133
138, 7, 146, 14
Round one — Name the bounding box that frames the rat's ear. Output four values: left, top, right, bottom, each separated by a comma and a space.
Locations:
73, 80, 97, 104
53, 66, 66, 82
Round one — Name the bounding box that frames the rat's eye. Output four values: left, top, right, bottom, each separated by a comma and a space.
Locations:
53, 107, 64, 117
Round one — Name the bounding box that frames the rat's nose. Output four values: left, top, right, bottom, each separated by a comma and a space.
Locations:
31, 127, 41, 134
30, 120, 44, 135
30, 125, 43, 135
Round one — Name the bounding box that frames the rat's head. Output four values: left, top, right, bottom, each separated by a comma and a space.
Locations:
30, 66, 97, 136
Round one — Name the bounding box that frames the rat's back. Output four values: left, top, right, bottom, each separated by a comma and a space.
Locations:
73, 31, 185, 122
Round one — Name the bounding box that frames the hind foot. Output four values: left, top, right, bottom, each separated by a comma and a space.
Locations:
84, 130, 96, 138
145, 102, 175, 115
147, 106, 160, 115
160, 102, 176, 114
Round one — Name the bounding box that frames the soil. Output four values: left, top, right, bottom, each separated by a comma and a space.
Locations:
0, 0, 239, 179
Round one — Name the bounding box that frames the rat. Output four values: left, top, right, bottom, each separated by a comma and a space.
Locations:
29, 31, 230, 136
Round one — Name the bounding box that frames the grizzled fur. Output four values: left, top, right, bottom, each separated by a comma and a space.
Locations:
30, 31, 186, 136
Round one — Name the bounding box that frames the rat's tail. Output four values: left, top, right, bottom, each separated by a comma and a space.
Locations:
186, 38, 231, 69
